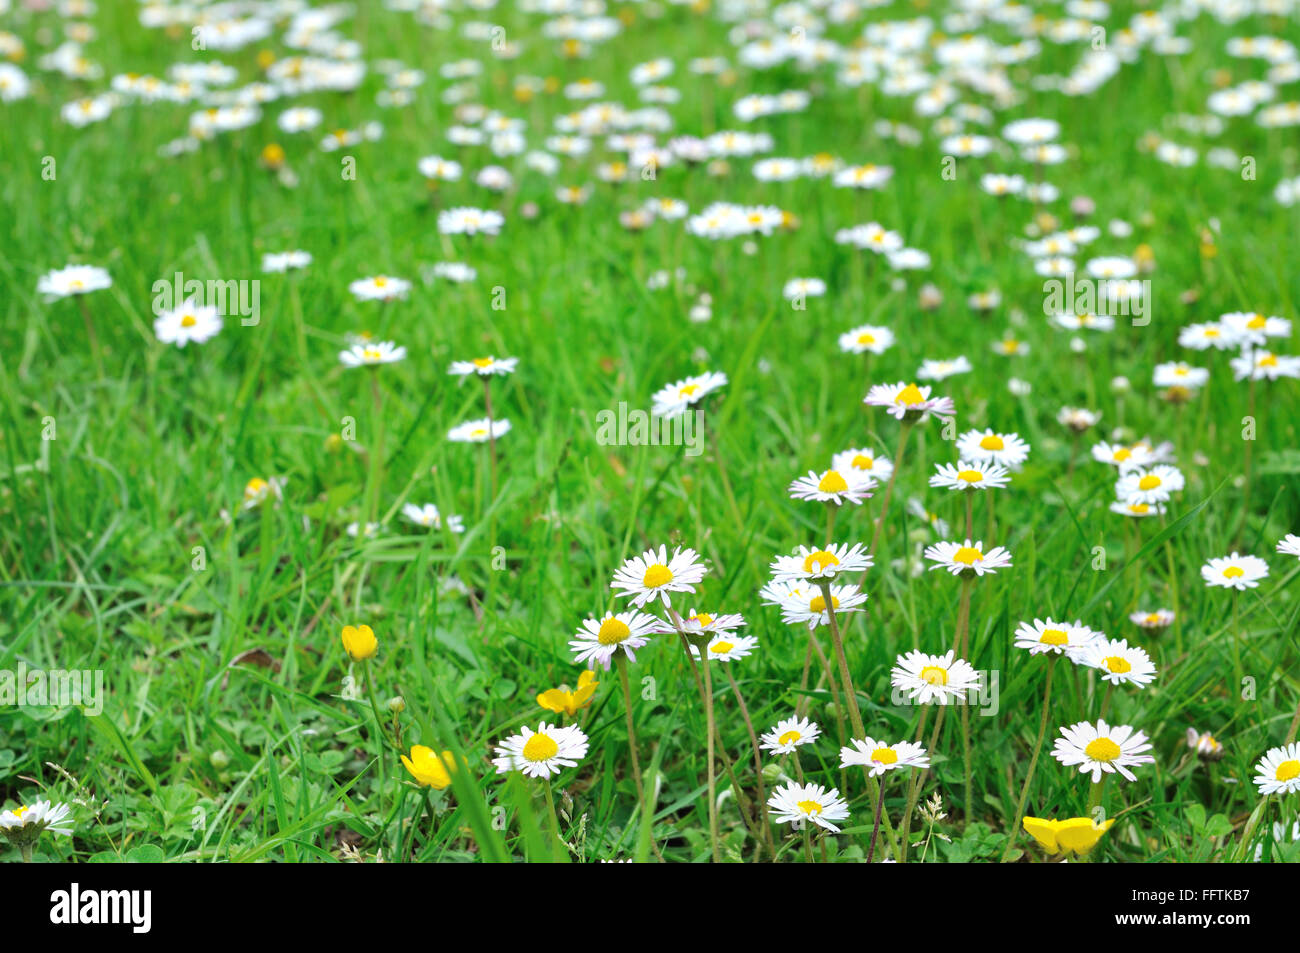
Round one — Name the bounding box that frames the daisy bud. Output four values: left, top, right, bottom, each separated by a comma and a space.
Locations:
341, 624, 378, 661
919, 283, 943, 310
1070, 195, 1095, 218
387, 695, 406, 714
209, 750, 230, 770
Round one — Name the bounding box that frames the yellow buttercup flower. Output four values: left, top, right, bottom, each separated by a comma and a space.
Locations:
341, 624, 378, 661
537, 670, 599, 716
1022, 815, 1115, 856
400, 746, 456, 790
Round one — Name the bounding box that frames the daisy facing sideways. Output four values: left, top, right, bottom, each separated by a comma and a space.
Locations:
1253, 742, 1300, 796
1082, 637, 1158, 688
767, 782, 851, 832
651, 371, 728, 418
569, 610, 659, 669
348, 275, 411, 301
770, 542, 873, 583
38, 264, 112, 298
449, 355, 519, 377
1051, 719, 1154, 783
1279, 534, 1300, 559
340, 340, 407, 367
1013, 618, 1098, 658
1115, 465, 1184, 505
929, 460, 1011, 491
492, 722, 589, 779
923, 539, 1013, 576
839, 737, 929, 776
447, 418, 512, 442
832, 446, 894, 483
610, 545, 707, 608
1201, 553, 1269, 590
891, 649, 981, 705
838, 323, 895, 355
760, 716, 821, 755
788, 468, 874, 505
692, 633, 760, 663
0, 800, 73, 859
778, 584, 867, 630
864, 381, 956, 422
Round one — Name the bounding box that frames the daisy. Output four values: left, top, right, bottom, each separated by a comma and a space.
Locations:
154, 298, 222, 348
832, 447, 895, 483
1231, 350, 1300, 381
242, 476, 286, 511
1200, 553, 1270, 590
569, 610, 659, 669
1056, 406, 1101, 433
262, 250, 312, 272
449, 356, 519, 377
1051, 719, 1155, 782
1253, 743, 1300, 796
401, 503, 465, 533
1221, 311, 1291, 346
438, 206, 505, 236
349, 275, 410, 301
1153, 362, 1210, 390
1130, 608, 1175, 630
447, 418, 512, 442
891, 649, 980, 705
1090, 441, 1153, 472
1109, 500, 1166, 518
917, 356, 972, 381
650, 371, 728, 418
663, 608, 747, 637
1278, 534, 1300, 559
956, 430, 1031, 469
788, 468, 874, 505
37, 264, 112, 298
1115, 465, 1185, 505
839, 737, 929, 776
770, 542, 873, 583
611, 545, 707, 608
1186, 728, 1225, 761
760, 716, 821, 755
767, 782, 851, 832
492, 722, 589, 779
1082, 638, 1158, 687
0, 800, 73, 857
693, 633, 760, 662
340, 340, 406, 367
783, 277, 826, 299
1013, 618, 1099, 658
929, 460, 1011, 491
779, 584, 867, 630
1178, 321, 1237, 351
923, 539, 1013, 577
864, 381, 956, 422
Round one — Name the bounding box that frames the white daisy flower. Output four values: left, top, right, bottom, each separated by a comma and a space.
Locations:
692, 633, 760, 663
1230, 350, 1300, 381
1115, 465, 1185, 505
767, 782, 851, 832
0, 800, 73, 856
569, 610, 659, 669
832, 447, 895, 483
956, 430, 1031, 469
449, 356, 519, 377
37, 264, 112, 298
1277, 534, 1300, 559
1090, 441, 1153, 472
650, 371, 728, 418
1057, 406, 1101, 433
923, 539, 1013, 576
1109, 500, 1166, 518
1130, 608, 1175, 630
779, 584, 867, 630
839, 737, 929, 776
1220, 311, 1291, 347
788, 468, 874, 505
864, 381, 956, 422
611, 545, 707, 608
891, 649, 980, 705
340, 340, 406, 367
838, 323, 895, 355
1253, 742, 1300, 796
401, 503, 465, 533
760, 716, 821, 755
349, 275, 411, 301
660, 608, 747, 636
1200, 553, 1270, 590
438, 206, 505, 236
783, 277, 826, 299
770, 542, 873, 584
1153, 362, 1210, 390
1082, 637, 1157, 688
447, 418, 512, 442
1013, 618, 1099, 658
917, 356, 972, 381
154, 298, 222, 348
929, 460, 1011, 491
1178, 321, 1238, 350
1051, 719, 1155, 783
262, 250, 312, 272
1186, 727, 1225, 761
492, 722, 589, 779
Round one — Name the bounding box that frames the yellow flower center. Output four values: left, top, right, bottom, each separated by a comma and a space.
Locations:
1085, 738, 1122, 762
181, 314, 197, 327
858, 332, 876, 344
1113, 448, 1131, 461
956, 469, 984, 483
1040, 628, 1068, 645
1247, 314, 1266, 329
1276, 760, 1300, 782
522, 733, 559, 762
14, 805, 28, 818
1104, 656, 1132, 674
871, 747, 898, 764
803, 550, 840, 573
679, 383, 699, 397
710, 640, 734, 655
597, 618, 631, 645
778, 730, 801, 746
809, 594, 838, 613
374, 276, 388, 287
1260, 353, 1278, 368
818, 470, 849, 493
1128, 503, 1150, 514
796, 799, 823, 815
690, 612, 714, 627
363, 348, 382, 361
1137, 475, 1161, 490
1222, 566, 1244, 579
473, 357, 494, 367
920, 666, 948, 686
952, 546, 983, 565
850, 454, 874, 470
896, 382, 926, 405
979, 435, 1005, 451
642, 563, 673, 588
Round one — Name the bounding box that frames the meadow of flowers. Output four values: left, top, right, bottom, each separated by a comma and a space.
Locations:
1, 0, 1299, 867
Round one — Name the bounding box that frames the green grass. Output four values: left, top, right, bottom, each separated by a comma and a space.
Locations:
1, 0, 1298, 863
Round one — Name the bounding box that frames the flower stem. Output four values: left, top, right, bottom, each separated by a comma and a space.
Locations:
615, 654, 645, 805
1000, 656, 1057, 863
